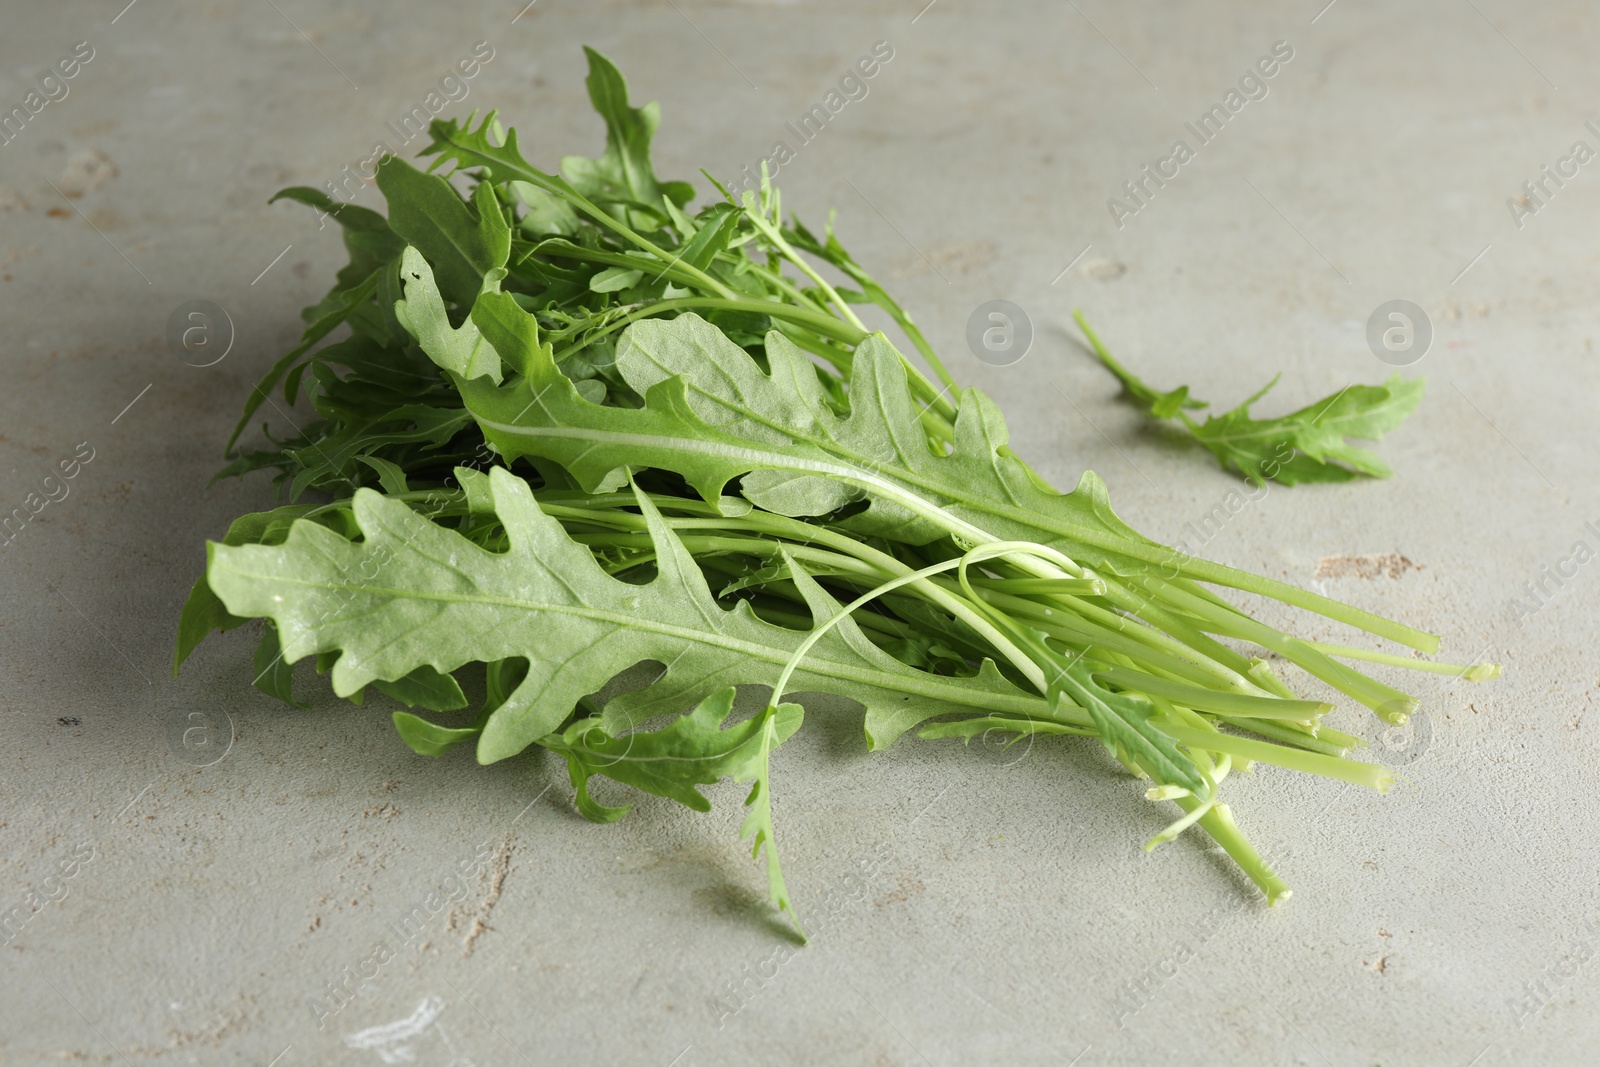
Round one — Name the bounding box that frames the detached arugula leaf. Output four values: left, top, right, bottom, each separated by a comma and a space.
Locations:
1186, 374, 1424, 485
1075, 310, 1425, 486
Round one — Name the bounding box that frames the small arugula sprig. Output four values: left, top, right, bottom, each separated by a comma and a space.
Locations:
178, 48, 1496, 934
1076, 311, 1425, 486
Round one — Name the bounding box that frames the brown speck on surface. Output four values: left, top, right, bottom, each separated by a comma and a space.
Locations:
1081, 257, 1127, 280
45, 207, 71, 219
1315, 553, 1419, 580
464, 916, 489, 954
463, 835, 513, 956
894, 240, 997, 278
58, 149, 117, 198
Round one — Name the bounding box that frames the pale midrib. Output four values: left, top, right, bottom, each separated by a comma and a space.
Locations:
228, 568, 1050, 717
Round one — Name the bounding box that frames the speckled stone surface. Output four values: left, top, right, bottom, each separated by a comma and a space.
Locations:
2, 2, 1597, 1064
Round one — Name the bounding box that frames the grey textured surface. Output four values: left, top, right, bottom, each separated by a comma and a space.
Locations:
2, 1, 1597, 1064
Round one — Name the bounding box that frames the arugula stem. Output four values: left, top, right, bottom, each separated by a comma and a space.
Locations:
1134, 574, 1419, 723
1187, 802, 1292, 906
434, 123, 737, 300
1302, 641, 1500, 680
1092, 667, 1328, 722
744, 206, 869, 335
545, 295, 868, 360
970, 586, 1252, 692
1156, 723, 1395, 791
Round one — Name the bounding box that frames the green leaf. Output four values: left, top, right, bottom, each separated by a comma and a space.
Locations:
225, 268, 385, 455
270, 186, 405, 292
354, 454, 412, 495
203, 468, 1049, 767
174, 503, 330, 672
1187, 374, 1425, 486
373, 665, 468, 711
543, 687, 800, 820
393, 246, 505, 383
1075, 310, 1425, 487
676, 204, 741, 272
173, 575, 248, 675
376, 157, 511, 310
1066, 664, 1203, 791
393, 711, 483, 756
511, 180, 583, 236
252, 623, 305, 707
559, 46, 682, 228
588, 266, 644, 293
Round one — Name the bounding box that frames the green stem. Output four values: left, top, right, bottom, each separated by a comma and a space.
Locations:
1303, 641, 1501, 680
545, 295, 868, 361
1188, 802, 1292, 906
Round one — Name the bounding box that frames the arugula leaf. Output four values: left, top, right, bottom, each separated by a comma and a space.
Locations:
1076, 310, 1425, 486
373, 665, 469, 712
543, 687, 800, 821
1186, 373, 1425, 486
375, 157, 511, 311
393, 247, 504, 383
204, 468, 1050, 765
253, 623, 304, 707
393, 712, 485, 756
224, 268, 385, 455
560, 46, 693, 228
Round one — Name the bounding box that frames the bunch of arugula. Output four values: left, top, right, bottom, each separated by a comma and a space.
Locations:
177, 48, 1495, 935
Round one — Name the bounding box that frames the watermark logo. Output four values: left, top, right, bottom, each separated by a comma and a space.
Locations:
166, 707, 235, 768
973, 723, 1034, 768
1368, 707, 1432, 766
1365, 299, 1431, 367
965, 300, 1032, 367
165, 300, 234, 367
